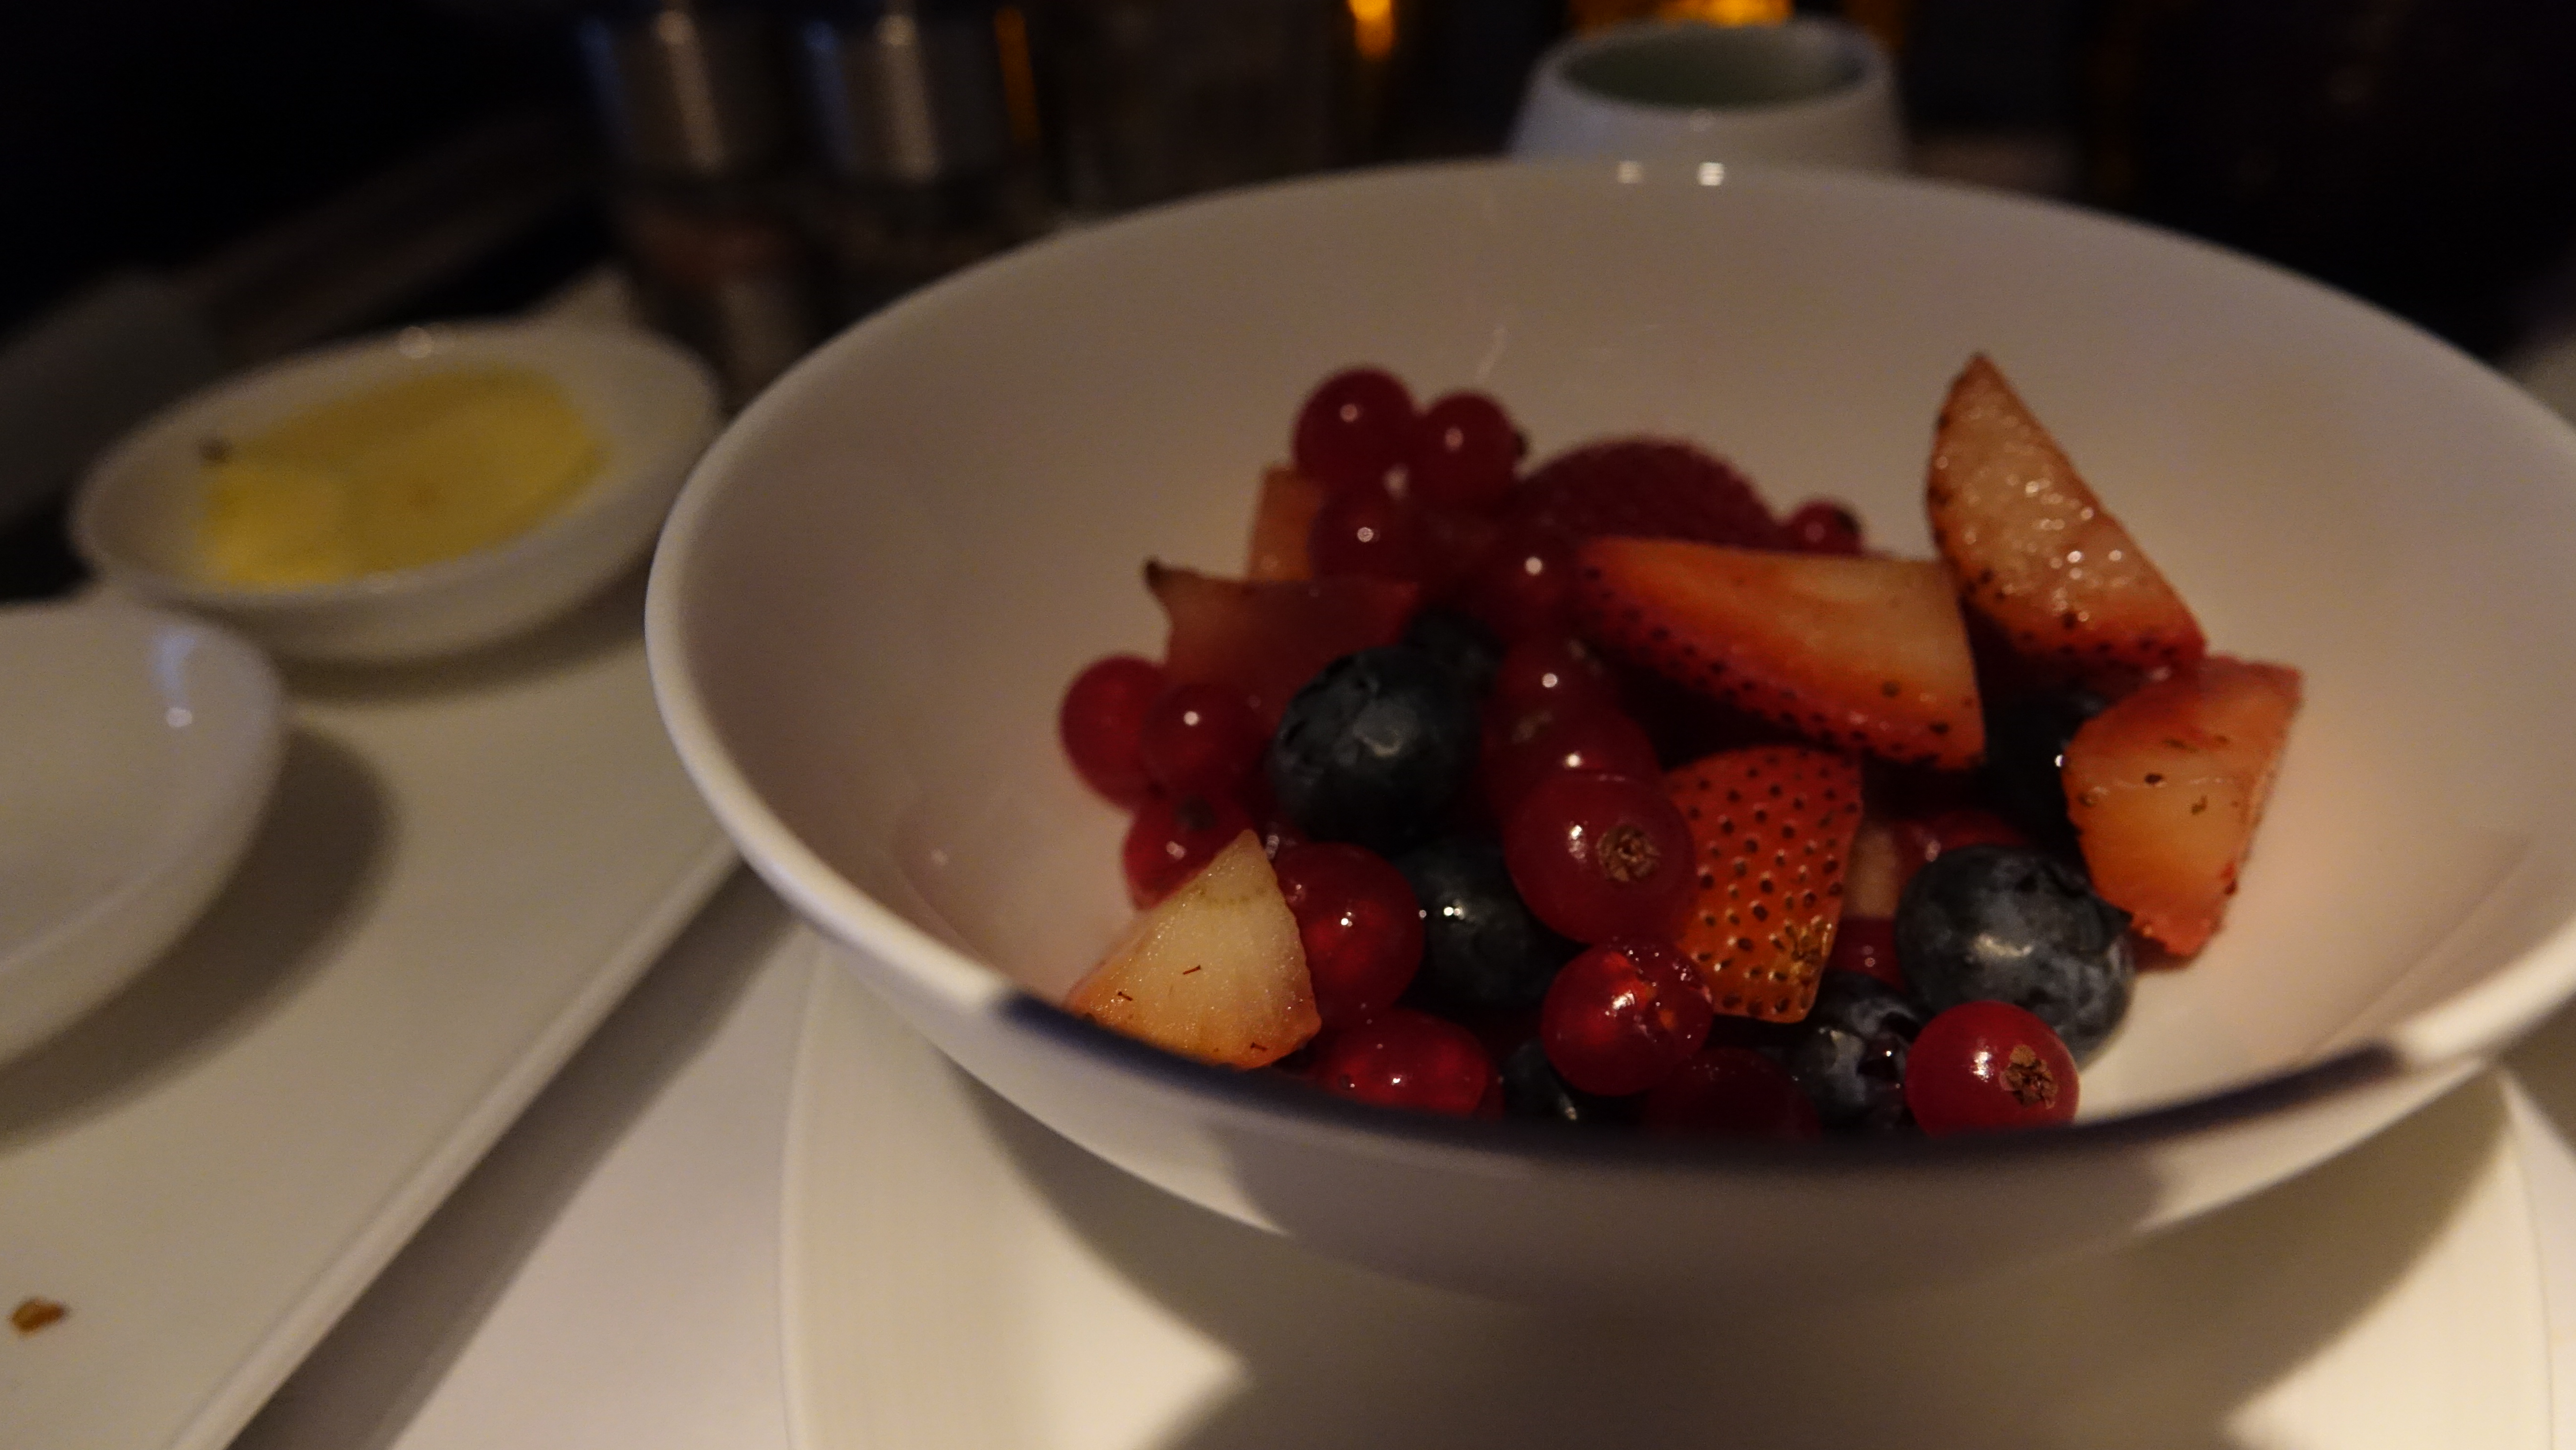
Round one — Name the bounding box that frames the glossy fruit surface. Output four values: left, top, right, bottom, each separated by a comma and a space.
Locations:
1979, 686, 2107, 854
1480, 703, 1659, 826
1306, 1007, 1495, 1116
1059, 654, 1167, 806
1822, 914, 1902, 991
1488, 631, 1619, 718
1639, 1047, 1821, 1140
1409, 391, 1522, 511
1397, 835, 1576, 1012
1292, 367, 1416, 495
1121, 793, 1255, 908
1887, 807, 2030, 898
1926, 354, 2205, 680
1308, 483, 1432, 582
2061, 656, 2302, 955
1067, 831, 1319, 1067
1896, 845, 2133, 1060
1666, 747, 1864, 1021
1272, 842, 1424, 1027
1453, 526, 1575, 641
1573, 540, 1985, 769
1267, 645, 1479, 855
1783, 970, 1922, 1130
1136, 681, 1265, 800
1503, 772, 1697, 945
1905, 1000, 2079, 1135
1541, 941, 1715, 1096
1782, 499, 1863, 554
1510, 438, 1781, 547
1149, 562, 1418, 727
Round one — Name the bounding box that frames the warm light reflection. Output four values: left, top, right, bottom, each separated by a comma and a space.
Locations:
1348, 0, 1397, 62
1571, 0, 1790, 28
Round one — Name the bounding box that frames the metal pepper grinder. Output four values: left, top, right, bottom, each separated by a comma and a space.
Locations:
579, 0, 829, 405
795, 0, 1042, 321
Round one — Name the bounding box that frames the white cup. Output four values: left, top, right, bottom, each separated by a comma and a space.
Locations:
1509, 18, 1904, 173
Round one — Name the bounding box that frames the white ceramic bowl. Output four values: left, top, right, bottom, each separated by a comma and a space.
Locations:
0, 601, 282, 1060
73, 321, 719, 663
649, 161, 2576, 1307
1510, 19, 1905, 173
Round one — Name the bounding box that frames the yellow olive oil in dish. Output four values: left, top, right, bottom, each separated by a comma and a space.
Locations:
197, 366, 602, 588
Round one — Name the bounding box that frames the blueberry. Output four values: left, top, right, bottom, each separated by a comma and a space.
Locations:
1896, 845, 2133, 1061
1396, 836, 1577, 1013
1499, 1039, 1627, 1125
1783, 970, 1923, 1130
1269, 646, 1479, 854
1978, 688, 2107, 856
1402, 607, 1503, 700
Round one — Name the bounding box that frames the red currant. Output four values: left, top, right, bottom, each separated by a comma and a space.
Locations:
1541, 941, 1714, 1096
1502, 772, 1696, 944
1060, 654, 1167, 806
1639, 1047, 1821, 1139
1407, 391, 1522, 512
1488, 630, 1620, 718
1272, 842, 1425, 1026
1307, 483, 1431, 582
1890, 808, 2029, 898
1480, 704, 1660, 826
1825, 915, 1904, 991
1292, 367, 1416, 496
1135, 682, 1265, 800
1305, 1008, 1496, 1116
1905, 1000, 2079, 1136
1120, 794, 1252, 908
1783, 499, 1864, 554
1453, 527, 1574, 641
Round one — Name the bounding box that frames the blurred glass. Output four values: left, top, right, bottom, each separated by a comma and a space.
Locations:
1024, 0, 1357, 215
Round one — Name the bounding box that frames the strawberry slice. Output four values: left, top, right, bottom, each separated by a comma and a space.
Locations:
1510, 438, 1785, 548
1927, 355, 2206, 682
1666, 747, 1865, 1022
1571, 539, 1985, 769
1245, 466, 1326, 582
1148, 562, 1417, 727
1065, 830, 1321, 1067
2061, 656, 2301, 955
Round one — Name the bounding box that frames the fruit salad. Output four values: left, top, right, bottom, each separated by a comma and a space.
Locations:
1056, 359, 2301, 1138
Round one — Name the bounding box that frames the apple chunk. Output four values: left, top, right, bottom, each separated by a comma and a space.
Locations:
1065, 831, 1319, 1067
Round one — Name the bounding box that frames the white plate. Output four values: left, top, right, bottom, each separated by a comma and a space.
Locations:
0, 577, 733, 1450
785, 958, 2552, 1450
0, 600, 282, 1062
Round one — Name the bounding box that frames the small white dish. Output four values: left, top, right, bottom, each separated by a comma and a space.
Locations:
72, 320, 719, 664
1509, 18, 1905, 172
0, 600, 282, 1060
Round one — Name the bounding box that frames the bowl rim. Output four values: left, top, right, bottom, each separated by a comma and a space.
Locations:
0, 599, 283, 985
647, 156, 2576, 1167
69, 318, 719, 614
1536, 16, 1892, 123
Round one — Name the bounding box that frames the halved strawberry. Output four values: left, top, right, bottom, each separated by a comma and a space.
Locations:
1926, 355, 2206, 682
1245, 466, 1326, 581
1510, 438, 1785, 548
2061, 656, 2301, 955
1147, 562, 1417, 727
1572, 539, 1985, 769
1065, 830, 1320, 1067
1666, 746, 1865, 1021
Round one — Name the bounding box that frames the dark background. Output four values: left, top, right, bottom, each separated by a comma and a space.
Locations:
6, 0, 2575, 594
